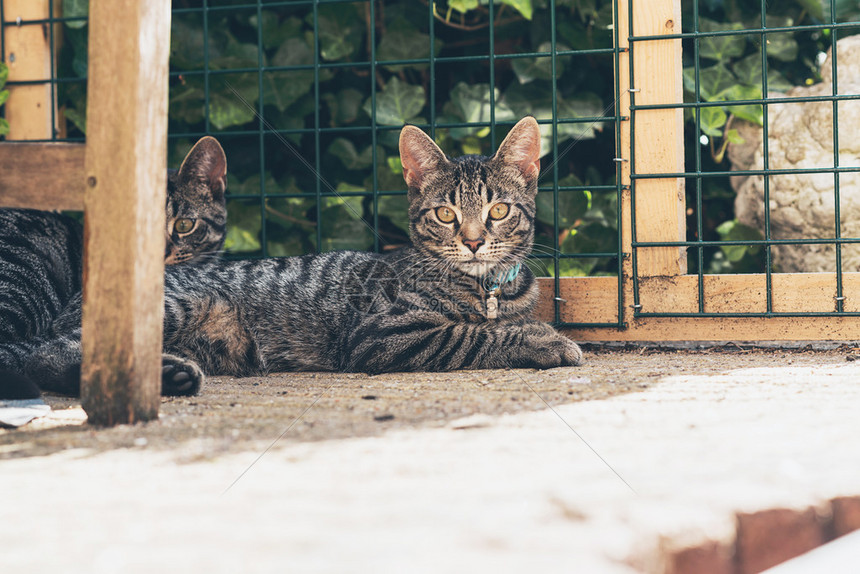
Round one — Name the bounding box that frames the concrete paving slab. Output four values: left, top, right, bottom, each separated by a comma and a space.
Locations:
1, 348, 858, 572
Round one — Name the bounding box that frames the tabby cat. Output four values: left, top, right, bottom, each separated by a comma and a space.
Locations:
13, 117, 582, 397
0, 136, 228, 398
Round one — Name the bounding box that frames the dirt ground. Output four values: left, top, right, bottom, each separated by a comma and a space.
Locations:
2, 344, 855, 461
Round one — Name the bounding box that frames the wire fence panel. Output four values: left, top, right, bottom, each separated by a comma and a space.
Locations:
1, 0, 625, 329
628, 0, 860, 319
7, 1, 859, 335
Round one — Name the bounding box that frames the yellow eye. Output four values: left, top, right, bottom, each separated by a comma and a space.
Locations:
489, 203, 510, 220
175, 218, 196, 234
435, 206, 457, 223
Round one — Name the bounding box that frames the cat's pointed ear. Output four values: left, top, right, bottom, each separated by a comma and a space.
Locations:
178, 136, 228, 200
399, 125, 447, 190
494, 116, 542, 181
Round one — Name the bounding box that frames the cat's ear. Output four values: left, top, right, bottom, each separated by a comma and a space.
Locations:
178, 136, 228, 200
494, 116, 541, 181
399, 125, 447, 190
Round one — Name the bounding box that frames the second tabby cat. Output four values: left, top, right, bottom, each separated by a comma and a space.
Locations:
0, 136, 228, 398
16, 116, 582, 396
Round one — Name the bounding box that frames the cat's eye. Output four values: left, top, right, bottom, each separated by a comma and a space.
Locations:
435, 206, 457, 224
175, 218, 196, 234
489, 203, 510, 220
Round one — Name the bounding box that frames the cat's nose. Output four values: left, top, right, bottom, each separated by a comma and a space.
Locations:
462, 237, 485, 253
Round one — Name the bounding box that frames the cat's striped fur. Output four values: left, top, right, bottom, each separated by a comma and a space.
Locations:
0, 136, 228, 398
13, 117, 582, 396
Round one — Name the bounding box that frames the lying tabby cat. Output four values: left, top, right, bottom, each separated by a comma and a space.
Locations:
15, 117, 582, 397
0, 136, 228, 398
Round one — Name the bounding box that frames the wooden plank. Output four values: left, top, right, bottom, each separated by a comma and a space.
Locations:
80, 0, 171, 426
0, 142, 84, 210
619, 0, 686, 277
2, 0, 55, 139
537, 275, 860, 341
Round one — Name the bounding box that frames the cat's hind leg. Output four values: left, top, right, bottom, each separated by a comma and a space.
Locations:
161, 353, 204, 396
26, 333, 204, 397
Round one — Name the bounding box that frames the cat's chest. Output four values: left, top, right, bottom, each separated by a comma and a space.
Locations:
396, 275, 534, 323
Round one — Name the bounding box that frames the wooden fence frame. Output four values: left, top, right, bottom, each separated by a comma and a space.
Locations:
0, 0, 856, 426
537, 0, 860, 342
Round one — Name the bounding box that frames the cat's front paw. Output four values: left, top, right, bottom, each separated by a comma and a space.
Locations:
517, 323, 583, 369
161, 354, 204, 396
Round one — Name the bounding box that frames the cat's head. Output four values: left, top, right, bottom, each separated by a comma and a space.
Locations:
399, 116, 541, 277
165, 136, 228, 265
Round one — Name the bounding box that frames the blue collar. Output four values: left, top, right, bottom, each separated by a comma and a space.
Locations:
484, 263, 521, 293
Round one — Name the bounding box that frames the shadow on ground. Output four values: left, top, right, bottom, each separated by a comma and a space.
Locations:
0, 346, 852, 461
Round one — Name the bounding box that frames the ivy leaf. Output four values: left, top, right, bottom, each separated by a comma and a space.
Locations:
732, 53, 763, 87
63, 0, 89, 29
266, 38, 315, 112
252, 12, 303, 51
377, 20, 441, 71
442, 82, 515, 139
561, 221, 618, 260
328, 138, 378, 170
319, 197, 373, 251
314, 5, 364, 61
63, 107, 86, 133
0, 118, 8, 137
0, 63, 8, 90
724, 129, 744, 145
503, 84, 603, 152
364, 77, 425, 125
721, 85, 763, 125
500, 0, 534, 20
170, 74, 258, 130
686, 65, 737, 101
698, 19, 745, 61
171, 17, 205, 70
224, 199, 263, 254
449, 0, 479, 13
66, 27, 88, 77
765, 33, 798, 62
716, 219, 762, 262
446, 83, 493, 121
699, 106, 727, 136
512, 42, 567, 84
323, 88, 364, 125
0, 89, 8, 107
535, 175, 590, 228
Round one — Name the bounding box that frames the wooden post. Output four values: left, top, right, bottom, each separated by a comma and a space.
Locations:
617, 0, 686, 278
2, 0, 59, 139
80, 0, 171, 425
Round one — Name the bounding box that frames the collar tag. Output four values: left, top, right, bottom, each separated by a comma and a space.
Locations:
486, 294, 499, 319
483, 263, 520, 320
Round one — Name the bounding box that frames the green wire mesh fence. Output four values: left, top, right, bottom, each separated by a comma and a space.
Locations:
1, 0, 625, 329
5, 1, 857, 327
630, 0, 860, 318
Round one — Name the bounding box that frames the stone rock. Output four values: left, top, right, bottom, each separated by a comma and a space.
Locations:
729, 35, 860, 272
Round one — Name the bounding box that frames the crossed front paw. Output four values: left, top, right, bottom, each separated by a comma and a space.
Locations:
517, 322, 584, 369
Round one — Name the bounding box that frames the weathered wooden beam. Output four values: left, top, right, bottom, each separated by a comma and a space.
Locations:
80, 0, 171, 426
0, 142, 85, 210
617, 0, 686, 277
2, 0, 59, 140
537, 275, 860, 341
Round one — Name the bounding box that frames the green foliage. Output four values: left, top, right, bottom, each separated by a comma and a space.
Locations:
0, 62, 8, 137
53, 0, 837, 277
